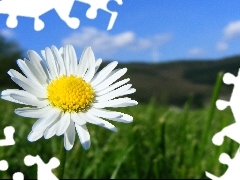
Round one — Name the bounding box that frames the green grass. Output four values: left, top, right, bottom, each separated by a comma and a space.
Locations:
0, 73, 238, 179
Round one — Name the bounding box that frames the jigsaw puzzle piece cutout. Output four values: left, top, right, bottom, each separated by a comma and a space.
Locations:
206, 148, 240, 179
0, 0, 80, 31
6, 15, 18, 29
107, 0, 123, 13
76, 0, 123, 30
52, 0, 80, 29
0, 0, 18, 28
0, 160, 8, 171
222, 72, 236, 85
34, 18, 45, 32
212, 122, 240, 146
0, 126, 15, 146
24, 155, 60, 180
0, 0, 53, 31
12, 172, 24, 180
216, 70, 240, 122
206, 69, 240, 179
216, 100, 229, 111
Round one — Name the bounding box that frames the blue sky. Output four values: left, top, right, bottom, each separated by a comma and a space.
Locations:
1, 0, 240, 63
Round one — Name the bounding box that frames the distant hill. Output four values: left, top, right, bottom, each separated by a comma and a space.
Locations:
2, 55, 240, 108
113, 55, 240, 108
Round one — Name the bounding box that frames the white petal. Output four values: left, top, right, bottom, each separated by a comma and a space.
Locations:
31, 108, 61, 131
59, 47, 64, 58
3, 89, 48, 107
11, 77, 46, 98
51, 46, 66, 76
40, 50, 53, 79
17, 59, 39, 83
80, 112, 104, 125
62, 46, 71, 76
67, 45, 78, 75
15, 106, 52, 118
90, 61, 118, 86
94, 68, 127, 92
100, 120, 118, 132
27, 129, 44, 142
10, 93, 49, 107
108, 113, 133, 123
76, 46, 91, 77
93, 97, 131, 108
45, 47, 58, 79
8, 69, 46, 98
64, 119, 75, 151
82, 47, 95, 82
99, 88, 136, 102
95, 58, 102, 73
56, 112, 70, 136
96, 78, 130, 96
41, 50, 46, 60
1, 89, 28, 105
121, 88, 136, 96
88, 108, 122, 119
1, 95, 25, 104
44, 120, 60, 139
85, 112, 118, 132
96, 84, 132, 102
27, 50, 49, 84
24, 59, 49, 86
111, 100, 138, 107
2, 89, 30, 97
71, 112, 86, 126
75, 124, 90, 150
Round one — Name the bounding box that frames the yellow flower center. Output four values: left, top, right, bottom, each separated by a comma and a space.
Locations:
47, 75, 94, 112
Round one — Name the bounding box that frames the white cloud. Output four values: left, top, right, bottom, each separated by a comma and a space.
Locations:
216, 20, 240, 51
188, 48, 205, 56
62, 27, 172, 57
0, 29, 14, 38
151, 48, 161, 63
223, 21, 240, 40
216, 42, 228, 51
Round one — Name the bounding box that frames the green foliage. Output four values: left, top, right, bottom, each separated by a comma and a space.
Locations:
0, 35, 23, 88
0, 97, 237, 179
182, 56, 240, 84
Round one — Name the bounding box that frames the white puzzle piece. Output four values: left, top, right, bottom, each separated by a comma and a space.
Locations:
0, 126, 15, 146
0, 160, 8, 171
12, 172, 24, 180
0, 0, 123, 31
24, 155, 60, 180
206, 148, 240, 179
0, 0, 80, 31
76, 0, 123, 30
206, 70, 240, 179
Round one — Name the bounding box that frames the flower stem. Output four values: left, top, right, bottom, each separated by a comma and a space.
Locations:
58, 137, 67, 179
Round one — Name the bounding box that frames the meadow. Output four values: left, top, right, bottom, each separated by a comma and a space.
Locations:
0, 73, 238, 179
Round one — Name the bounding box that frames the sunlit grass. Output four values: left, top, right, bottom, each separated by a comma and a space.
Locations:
0, 98, 237, 179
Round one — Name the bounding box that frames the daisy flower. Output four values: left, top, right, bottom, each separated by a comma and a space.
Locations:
1, 45, 137, 150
